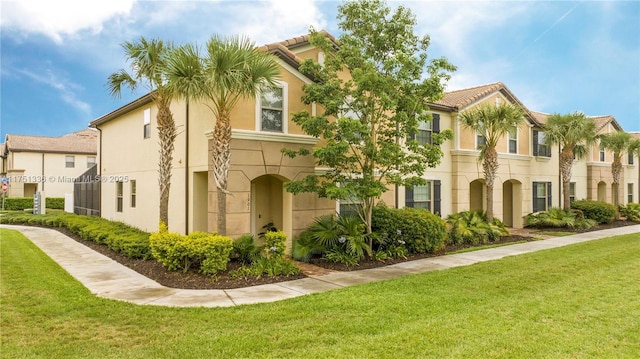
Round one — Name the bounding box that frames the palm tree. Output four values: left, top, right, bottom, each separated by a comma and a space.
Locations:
543, 112, 597, 210
459, 102, 525, 222
107, 37, 178, 228
599, 131, 633, 211
165, 35, 280, 235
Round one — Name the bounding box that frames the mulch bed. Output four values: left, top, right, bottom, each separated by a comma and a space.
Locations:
46, 220, 638, 290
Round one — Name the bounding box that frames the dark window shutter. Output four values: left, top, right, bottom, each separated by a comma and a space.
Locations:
434, 180, 441, 216
432, 113, 440, 134
532, 181, 539, 212
547, 182, 552, 209
533, 130, 539, 156
405, 187, 414, 208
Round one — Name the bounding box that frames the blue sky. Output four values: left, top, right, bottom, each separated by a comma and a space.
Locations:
1, 0, 639, 140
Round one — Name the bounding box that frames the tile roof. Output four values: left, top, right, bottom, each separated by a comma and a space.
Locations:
0, 143, 5, 157
5, 128, 98, 154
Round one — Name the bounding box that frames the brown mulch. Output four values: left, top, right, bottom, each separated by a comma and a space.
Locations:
50, 220, 637, 290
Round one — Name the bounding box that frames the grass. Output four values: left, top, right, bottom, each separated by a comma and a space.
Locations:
2, 228, 639, 358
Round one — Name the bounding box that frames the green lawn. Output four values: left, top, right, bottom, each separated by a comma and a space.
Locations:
2, 228, 639, 358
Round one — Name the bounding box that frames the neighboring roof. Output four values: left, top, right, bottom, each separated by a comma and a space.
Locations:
5, 128, 98, 155
0, 143, 5, 157
527, 111, 624, 133
434, 82, 541, 126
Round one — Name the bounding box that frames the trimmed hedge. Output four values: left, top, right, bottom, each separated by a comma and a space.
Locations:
0, 211, 151, 259
2, 197, 65, 210
571, 200, 616, 224
371, 204, 447, 253
149, 223, 233, 275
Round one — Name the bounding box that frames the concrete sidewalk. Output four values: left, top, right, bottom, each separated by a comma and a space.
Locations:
2, 224, 639, 308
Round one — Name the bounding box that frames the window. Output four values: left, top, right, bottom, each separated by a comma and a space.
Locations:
405, 180, 442, 215
533, 130, 551, 157
532, 181, 552, 212
130, 180, 136, 208
599, 143, 605, 162
629, 152, 634, 165
143, 108, 151, 139
476, 132, 486, 149
65, 156, 75, 168
508, 128, 517, 154
569, 182, 576, 204
260, 86, 284, 132
409, 113, 439, 145
628, 183, 634, 204
339, 195, 362, 217
87, 156, 96, 168
116, 181, 123, 213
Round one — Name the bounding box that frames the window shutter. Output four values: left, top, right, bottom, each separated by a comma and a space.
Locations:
405, 187, 414, 208
533, 130, 539, 156
547, 182, 552, 209
432, 114, 440, 134
434, 180, 441, 216
532, 182, 538, 212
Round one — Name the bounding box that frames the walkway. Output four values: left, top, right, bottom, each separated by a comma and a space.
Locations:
2, 224, 639, 308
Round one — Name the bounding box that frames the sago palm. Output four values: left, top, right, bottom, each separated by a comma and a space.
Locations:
165, 35, 280, 235
459, 102, 525, 222
107, 37, 178, 228
599, 131, 633, 212
543, 112, 597, 210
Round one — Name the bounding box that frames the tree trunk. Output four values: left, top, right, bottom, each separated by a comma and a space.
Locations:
156, 98, 177, 228
612, 158, 622, 219
560, 146, 574, 211
483, 146, 499, 223
211, 111, 232, 235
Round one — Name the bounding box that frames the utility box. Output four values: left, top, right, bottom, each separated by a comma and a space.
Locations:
34, 191, 46, 215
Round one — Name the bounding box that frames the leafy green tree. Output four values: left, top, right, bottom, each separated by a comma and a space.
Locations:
543, 112, 597, 210
458, 103, 525, 222
107, 37, 178, 228
283, 0, 456, 236
599, 131, 634, 211
165, 35, 280, 235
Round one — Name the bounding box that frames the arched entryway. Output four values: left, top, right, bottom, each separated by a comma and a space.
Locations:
469, 179, 485, 212
597, 181, 607, 202
502, 179, 523, 228
250, 174, 292, 244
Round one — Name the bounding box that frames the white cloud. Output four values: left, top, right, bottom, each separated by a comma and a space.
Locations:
0, 0, 135, 43
16, 67, 91, 115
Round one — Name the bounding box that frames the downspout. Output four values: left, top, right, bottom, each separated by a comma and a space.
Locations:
41, 153, 45, 192
184, 101, 190, 234
97, 127, 103, 216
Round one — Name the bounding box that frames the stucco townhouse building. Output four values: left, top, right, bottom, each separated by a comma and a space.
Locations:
1, 129, 98, 198
90, 32, 638, 242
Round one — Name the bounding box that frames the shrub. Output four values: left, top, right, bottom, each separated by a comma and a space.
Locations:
291, 230, 324, 262
263, 231, 287, 259
619, 203, 640, 222
149, 225, 233, 275
446, 210, 509, 246
571, 200, 616, 224
372, 204, 447, 254
525, 207, 597, 230
1, 197, 65, 210
232, 234, 261, 264
0, 211, 151, 259
230, 231, 301, 277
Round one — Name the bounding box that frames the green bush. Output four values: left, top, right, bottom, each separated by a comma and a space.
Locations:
619, 203, 640, 222
149, 224, 233, 275
3, 197, 35, 210
571, 200, 616, 224
1, 197, 65, 210
232, 234, 261, 264
0, 211, 151, 259
263, 231, 287, 259
371, 204, 447, 254
230, 231, 301, 277
525, 207, 597, 229
446, 211, 509, 246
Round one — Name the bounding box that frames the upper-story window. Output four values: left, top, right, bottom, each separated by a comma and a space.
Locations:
408, 114, 440, 146
65, 156, 75, 168
599, 143, 605, 162
628, 152, 634, 165
533, 130, 551, 157
260, 85, 285, 132
87, 156, 96, 168
143, 108, 151, 139
508, 128, 517, 154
